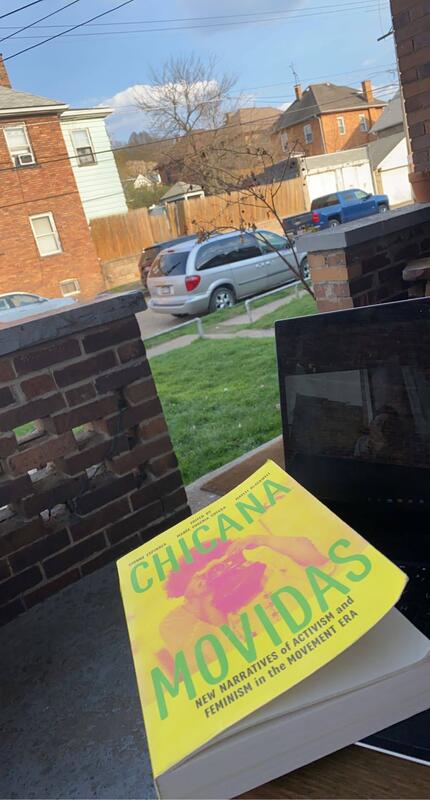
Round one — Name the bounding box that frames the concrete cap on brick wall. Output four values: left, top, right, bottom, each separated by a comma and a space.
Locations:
298, 203, 430, 253
0, 292, 146, 358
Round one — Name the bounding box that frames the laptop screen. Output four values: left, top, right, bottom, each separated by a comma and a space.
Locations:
275, 297, 430, 510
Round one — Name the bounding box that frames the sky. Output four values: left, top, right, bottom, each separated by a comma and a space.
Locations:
1, 0, 399, 141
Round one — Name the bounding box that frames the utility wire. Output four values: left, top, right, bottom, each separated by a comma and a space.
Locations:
0, 1, 46, 21
0, 0, 82, 44
3, 0, 135, 61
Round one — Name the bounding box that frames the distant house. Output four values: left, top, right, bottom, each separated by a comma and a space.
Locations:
273, 80, 386, 157
133, 171, 161, 189
160, 182, 204, 204
0, 55, 103, 300
60, 107, 127, 221
368, 94, 413, 206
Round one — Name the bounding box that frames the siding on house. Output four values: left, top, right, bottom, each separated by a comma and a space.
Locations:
60, 109, 127, 221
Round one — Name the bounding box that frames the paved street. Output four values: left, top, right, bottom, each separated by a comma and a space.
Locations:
135, 305, 189, 340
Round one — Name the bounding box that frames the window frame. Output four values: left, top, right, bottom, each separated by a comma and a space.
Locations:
60, 278, 81, 297
70, 128, 97, 167
29, 212, 63, 257
3, 123, 36, 167
359, 114, 368, 132
337, 116, 346, 135
280, 130, 289, 152
303, 124, 313, 145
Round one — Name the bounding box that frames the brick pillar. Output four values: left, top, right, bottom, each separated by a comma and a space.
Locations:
0, 293, 190, 625
391, 0, 430, 200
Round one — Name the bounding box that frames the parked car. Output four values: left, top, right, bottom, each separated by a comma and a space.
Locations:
0, 292, 75, 323
283, 189, 390, 234
147, 229, 309, 317
139, 235, 197, 289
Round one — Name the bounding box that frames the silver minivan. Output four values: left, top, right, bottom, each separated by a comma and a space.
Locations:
147, 229, 309, 316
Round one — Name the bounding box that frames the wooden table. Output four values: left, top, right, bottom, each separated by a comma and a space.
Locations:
238, 744, 429, 799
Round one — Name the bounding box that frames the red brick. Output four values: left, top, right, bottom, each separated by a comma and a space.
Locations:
74, 472, 137, 515
17, 473, 88, 518
10, 527, 70, 573
0, 393, 65, 433
54, 350, 117, 388
82, 317, 140, 353
0, 515, 44, 557
124, 376, 156, 406
14, 339, 81, 376
69, 496, 131, 541
81, 533, 140, 575
0, 474, 33, 507
20, 373, 56, 400
0, 565, 43, 604
65, 382, 96, 407
0, 359, 15, 383
0, 386, 15, 409
0, 558, 11, 580
7, 432, 76, 475
57, 432, 129, 475
117, 339, 146, 363
106, 501, 163, 545
109, 436, 171, 476
139, 415, 168, 439
0, 433, 17, 459
45, 395, 118, 435
24, 567, 81, 608
94, 397, 162, 436
95, 360, 149, 394
162, 487, 189, 514
130, 470, 184, 511
43, 533, 106, 578
149, 451, 178, 477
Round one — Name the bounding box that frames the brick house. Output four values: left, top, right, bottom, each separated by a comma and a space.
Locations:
0, 56, 104, 301
273, 80, 386, 157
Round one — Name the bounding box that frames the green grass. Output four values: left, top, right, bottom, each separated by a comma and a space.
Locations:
150, 338, 281, 484
249, 293, 317, 329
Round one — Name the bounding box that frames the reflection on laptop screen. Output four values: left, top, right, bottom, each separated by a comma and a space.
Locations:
276, 298, 430, 510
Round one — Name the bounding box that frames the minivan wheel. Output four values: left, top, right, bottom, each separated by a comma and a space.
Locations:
300, 257, 310, 282
209, 286, 235, 312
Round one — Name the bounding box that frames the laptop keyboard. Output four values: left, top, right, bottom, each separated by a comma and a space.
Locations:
396, 563, 430, 637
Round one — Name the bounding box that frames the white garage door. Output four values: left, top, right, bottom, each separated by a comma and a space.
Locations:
381, 166, 413, 206
341, 163, 374, 194
307, 171, 337, 200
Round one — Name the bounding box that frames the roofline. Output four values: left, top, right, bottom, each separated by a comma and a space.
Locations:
274, 101, 387, 131
61, 107, 112, 120
0, 104, 69, 117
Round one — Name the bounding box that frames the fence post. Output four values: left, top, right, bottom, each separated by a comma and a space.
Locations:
196, 318, 205, 339
245, 299, 253, 323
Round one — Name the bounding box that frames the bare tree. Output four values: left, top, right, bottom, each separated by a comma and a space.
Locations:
134, 54, 236, 138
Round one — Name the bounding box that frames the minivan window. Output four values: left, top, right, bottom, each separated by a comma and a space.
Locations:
256, 231, 289, 253
150, 251, 189, 276
195, 234, 260, 270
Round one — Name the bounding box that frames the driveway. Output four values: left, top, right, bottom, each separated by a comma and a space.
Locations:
136, 305, 188, 340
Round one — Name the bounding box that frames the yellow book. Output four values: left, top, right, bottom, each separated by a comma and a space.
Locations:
117, 461, 416, 795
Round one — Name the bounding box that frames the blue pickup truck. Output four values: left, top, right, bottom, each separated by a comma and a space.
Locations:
283, 189, 390, 234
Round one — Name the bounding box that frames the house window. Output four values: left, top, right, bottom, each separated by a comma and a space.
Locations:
280, 131, 289, 152
60, 278, 80, 296
337, 116, 346, 135
71, 129, 96, 166
3, 124, 36, 167
303, 124, 313, 144
359, 114, 368, 132
29, 213, 62, 257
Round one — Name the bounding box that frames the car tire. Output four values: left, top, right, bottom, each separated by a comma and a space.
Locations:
300, 257, 310, 282
172, 314, 187, 318
328, 218, 340, 228
209, 286, 236, 313
379, 204, 389, 213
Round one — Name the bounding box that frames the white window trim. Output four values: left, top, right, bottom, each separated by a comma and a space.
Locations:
70, 127, 97, 166
359, 114, 368, 132
60, 278, 80, 297
303, 124, 313, 144
280, 130, 289, 152
337, 116, 346, 135
29, 212, 62, 257
3, 123, 36, 167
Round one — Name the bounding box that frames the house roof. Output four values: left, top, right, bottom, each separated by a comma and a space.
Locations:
370, 93, 403, 134
0, 85, 67, 114
273, 83, 386, 132
225, 107, 281, 126
160, 182, 203, 201
368, 130, 404, 168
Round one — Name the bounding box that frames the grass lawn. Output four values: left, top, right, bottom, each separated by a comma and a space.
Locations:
250, 293, 317, 329
150, 338, 281, 484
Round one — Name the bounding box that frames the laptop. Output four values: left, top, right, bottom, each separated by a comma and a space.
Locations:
275, 295, 430, 765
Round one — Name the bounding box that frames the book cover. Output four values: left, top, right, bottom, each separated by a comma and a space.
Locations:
117, 461, 407, 778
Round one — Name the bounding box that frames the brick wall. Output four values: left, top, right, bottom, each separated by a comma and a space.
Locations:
304, 205, 430, 311
0, 294, 190, 625
275, 108, 384, 157
391, 0, 430, 199
0, 113, 105, 299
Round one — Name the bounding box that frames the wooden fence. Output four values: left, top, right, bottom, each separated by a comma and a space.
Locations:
89, 177, 307, 264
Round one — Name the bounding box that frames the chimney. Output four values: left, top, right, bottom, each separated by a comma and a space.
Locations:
294, 84, 303, 101
361, 79, 373, 103
0, 53, 11, 88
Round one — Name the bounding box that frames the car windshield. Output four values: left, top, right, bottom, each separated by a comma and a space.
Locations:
150, 251, 189, 277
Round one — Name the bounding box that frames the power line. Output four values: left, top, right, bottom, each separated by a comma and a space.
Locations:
0, 1, 46, 21
3, 0, 135, 61
0, 81, 399, 174
0, 0, 82, 45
